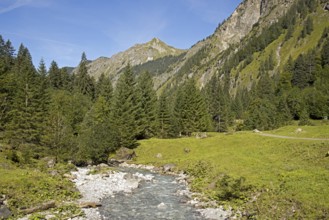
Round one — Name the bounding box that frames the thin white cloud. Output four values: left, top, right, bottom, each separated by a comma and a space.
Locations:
0, 0, 52, 14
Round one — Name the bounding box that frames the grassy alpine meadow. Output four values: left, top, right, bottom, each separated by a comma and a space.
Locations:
134, 125, 329, 219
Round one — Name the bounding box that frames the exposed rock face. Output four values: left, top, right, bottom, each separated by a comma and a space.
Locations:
82, 0, 296, 91
80, 38, 185, 82
151, 0, 295, 90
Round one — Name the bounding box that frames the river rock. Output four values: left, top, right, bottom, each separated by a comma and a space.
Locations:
42, 157, 56, 168
0, 204, 12, 219
198, 207, 233, 220
163, 163, 176, 172
107, 159, 122, 167
79, 202, 102, 208
157, 202, 167, 209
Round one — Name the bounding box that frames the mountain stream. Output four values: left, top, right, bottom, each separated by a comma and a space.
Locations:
99, 167, 204, 220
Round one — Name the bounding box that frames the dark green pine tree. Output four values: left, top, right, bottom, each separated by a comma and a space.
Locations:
60, 68, 72, 91
76, 52, 95, 99
174, 79, 210, 136
135, 71, 157, 139
111, 65, 138, 149
5, 44, 41, 147
35, 59, 50, 141
0, 36, 15, 130
48, 60, 62, 89
157, 92, 176, 138
231, 89, 244, 119
276, 95, 292, 126
256, 71, 275, 100
244, 98, 277, 131
95, 73, 113, 102
322, 40, 329, 67
78, 95, 115, 164
203, 74, 231, 132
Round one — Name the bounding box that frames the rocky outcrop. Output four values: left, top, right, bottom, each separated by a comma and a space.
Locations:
78, 38, 185, 83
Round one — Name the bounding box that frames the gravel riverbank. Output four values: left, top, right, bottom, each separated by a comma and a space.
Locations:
70, 163, 233, 220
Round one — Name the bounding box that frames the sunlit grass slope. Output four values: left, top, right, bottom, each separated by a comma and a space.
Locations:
135, 125, 329, 219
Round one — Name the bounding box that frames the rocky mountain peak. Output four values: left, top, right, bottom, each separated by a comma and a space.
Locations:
79, 38, 185, 81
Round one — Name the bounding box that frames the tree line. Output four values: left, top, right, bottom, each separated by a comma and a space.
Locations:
0, 0, 328, 164
0, 37, 212, 164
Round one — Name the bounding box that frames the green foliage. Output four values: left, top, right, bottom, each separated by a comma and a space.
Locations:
215, 175, 253, 203
203, 74, 232, 132
174, 79, 210, 135
75, 52, 95, 99
77, 96, 115, 164
95, 73, 113, 101
244, 98, 278, 131
157, 92, 176, 138
111, 65, 138, 149
132, 53, 185, 76
135, 71, 158, 139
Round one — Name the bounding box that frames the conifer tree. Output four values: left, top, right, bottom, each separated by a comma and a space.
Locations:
48, 60, 62, 89
135, 71, 157, 139
111, 65, 138, 148
6, 44, 41, 146
322, 41, 329, 67
0, 36, 15, 130
203, 74, 231, 132
95, 73, 113, 101
157, 92, 175, 138
76, 52, 95, 98
174, 79, 210, 135
78, 96, 115, 163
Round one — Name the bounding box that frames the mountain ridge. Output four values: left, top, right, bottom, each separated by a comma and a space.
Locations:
77, 37, 186, 82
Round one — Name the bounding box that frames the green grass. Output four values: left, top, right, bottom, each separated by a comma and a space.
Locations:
266, 124, 329, 138
0, 148, 81, 219
134, 125, 329, 219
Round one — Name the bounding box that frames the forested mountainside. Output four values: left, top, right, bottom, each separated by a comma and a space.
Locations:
0, 0, 329, 164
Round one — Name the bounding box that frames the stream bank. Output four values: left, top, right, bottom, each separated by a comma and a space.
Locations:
71, 162, 234, 220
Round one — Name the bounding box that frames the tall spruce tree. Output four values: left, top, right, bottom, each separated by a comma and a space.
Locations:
76, 52, 95, 98
111, 65, 138, 148
174, 79, 210, 136
6, 44, 41, 146
0, 36, 15, 130
157, 92, 175, 138
48, 60, 62, 89
135, 71, 157, 139
203, 74, 231, 132
95, 73, 113, 101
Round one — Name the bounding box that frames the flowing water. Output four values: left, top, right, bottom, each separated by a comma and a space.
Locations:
99, 168, 204, 220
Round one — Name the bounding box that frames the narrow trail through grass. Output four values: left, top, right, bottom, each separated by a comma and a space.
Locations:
257, 132, 329, 141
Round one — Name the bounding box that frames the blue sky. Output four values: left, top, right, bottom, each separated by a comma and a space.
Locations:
0, 0, 242, 68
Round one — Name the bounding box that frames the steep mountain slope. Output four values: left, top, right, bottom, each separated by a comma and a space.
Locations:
156, 0, 297, 91
82, 38, 186, 81
84, 0, 328, 94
